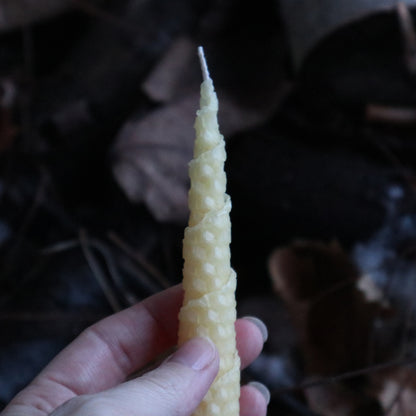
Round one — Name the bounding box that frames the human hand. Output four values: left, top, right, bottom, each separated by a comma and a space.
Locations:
2, 285, 269, 416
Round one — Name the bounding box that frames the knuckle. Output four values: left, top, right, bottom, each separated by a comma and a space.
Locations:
52, 395, 116, 416
78, 396, 116, 416
138, 366, 194, 415
145, 371, 181, 397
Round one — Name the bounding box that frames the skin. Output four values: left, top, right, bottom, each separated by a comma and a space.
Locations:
2, 285, 268, 416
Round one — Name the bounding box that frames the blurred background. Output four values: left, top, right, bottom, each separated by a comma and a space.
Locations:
1, 0, 416, 414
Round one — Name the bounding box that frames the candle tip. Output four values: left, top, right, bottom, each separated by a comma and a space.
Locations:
198, 46, 210, 81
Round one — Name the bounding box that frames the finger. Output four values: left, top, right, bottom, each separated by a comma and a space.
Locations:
50, 337, 219, 416
6, 285, 184, 415
52, 284, 184, 389
240, 383, 269, 416
236, 317, 268, 369
5, 283, 266, 416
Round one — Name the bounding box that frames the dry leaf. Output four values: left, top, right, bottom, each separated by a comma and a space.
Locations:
279, 0, 416, 67
142, 37, 198, 103
0, 0, 107, 32
305, 378, 382, 416
268, 240, 386, 375
0, 0, 74, 31
112, 89, 281, 223
112, 95, 196, 224
269, 240, 393, 414
377, 367, 416, 416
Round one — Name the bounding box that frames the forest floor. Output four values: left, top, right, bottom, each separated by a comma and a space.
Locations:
1, 1, 416, 415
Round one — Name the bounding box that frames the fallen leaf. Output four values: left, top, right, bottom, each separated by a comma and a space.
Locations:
0, 0, 73, 31
377, 367, 416, 416
142, 36, 199, 103
0, 0, 109, 32
112, 88, 282, 223
269, 240, 392, 413
269, 240, 390, 374
279, 0, 416, 67
112, 95, 195, 224
305, 378, 383, 415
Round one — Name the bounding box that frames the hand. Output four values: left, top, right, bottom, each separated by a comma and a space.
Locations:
2, 285, 269, 416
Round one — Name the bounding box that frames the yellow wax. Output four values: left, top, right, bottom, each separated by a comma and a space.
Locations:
178, 47, 240, 416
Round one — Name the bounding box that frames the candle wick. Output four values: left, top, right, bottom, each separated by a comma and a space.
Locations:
198, 46, 210, 81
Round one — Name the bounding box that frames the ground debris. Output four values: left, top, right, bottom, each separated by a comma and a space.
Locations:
2, 1, 416, 414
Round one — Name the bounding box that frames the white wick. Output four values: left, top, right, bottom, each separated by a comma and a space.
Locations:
198, 46, 210, 81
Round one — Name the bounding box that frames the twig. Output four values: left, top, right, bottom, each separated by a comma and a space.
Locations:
0, 311, 102, 322
88, 237, 138, 306
363, 132, 416, 192
366, 104, 416, 124
117, 254, 163, 296
273, 355, 416, 396
308, 277, 356, 309
79, 229, 122, 312
43, 236, 137, 305
20, 23, 35, 151
160, 225, 177, 283
108, 231, 170, 289
397, 2, 416, 74
41, 239, 79, 254
1, 167, 47, 280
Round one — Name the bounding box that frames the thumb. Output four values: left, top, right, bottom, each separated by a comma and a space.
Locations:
120, 336, 219, 415
52, 337, 219, 416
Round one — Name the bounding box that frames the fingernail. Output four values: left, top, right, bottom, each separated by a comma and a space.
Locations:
170, 337, 217, 371
248, 381, 271, 405
243, 316, 269, 342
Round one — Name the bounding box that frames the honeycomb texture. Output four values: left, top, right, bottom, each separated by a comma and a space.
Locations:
178, 75, 240, 416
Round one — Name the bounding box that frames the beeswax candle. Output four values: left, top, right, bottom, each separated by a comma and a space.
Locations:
178, 47, 240, 416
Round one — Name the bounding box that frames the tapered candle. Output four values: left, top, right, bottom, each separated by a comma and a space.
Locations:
178, 47, 240, 416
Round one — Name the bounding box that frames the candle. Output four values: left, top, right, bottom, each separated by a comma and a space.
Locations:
178, 47, 240, 416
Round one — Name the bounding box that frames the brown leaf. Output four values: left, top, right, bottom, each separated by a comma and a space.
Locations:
268, 240, 384, 375
269, 240, 393, 414
377, 367, 416, 416
305, 378, 382, 415
112, 88, 281, 223
112, 95, 196, 224
142, 37, 199, 103
0, 0, 72, 31
279, 0, 416, 67
0, 0, 109, 32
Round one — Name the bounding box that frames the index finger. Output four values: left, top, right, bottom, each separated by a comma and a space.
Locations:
6, 285, 265, 416
8, 285, 184, 415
